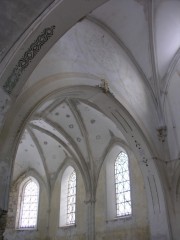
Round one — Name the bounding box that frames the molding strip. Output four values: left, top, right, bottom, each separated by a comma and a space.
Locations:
3, 26, 55, 94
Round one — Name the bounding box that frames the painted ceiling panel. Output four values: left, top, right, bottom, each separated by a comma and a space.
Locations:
165, 68, 180, 160
76, 100, 126, 161
14, 129, 46, 181
91, 0, 152, 80
31, 128, 66, 176
30, 119, 69, 144
155, 1, 180, 78
47, 101, 88, 162
30, 117, 84, 162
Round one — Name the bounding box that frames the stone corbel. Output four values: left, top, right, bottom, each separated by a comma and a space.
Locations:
99, 79, 109, 93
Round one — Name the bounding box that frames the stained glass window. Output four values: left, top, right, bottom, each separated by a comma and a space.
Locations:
18, 178, 39, 229
115, 152, 132, 217
66, 170, 76, 225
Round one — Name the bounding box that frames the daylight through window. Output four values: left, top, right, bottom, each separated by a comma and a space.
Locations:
18, 178, 39, 229
66, 170, 76, 225
115, 152, 132, 217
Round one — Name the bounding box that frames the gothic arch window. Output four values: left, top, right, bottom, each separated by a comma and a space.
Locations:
114, 151, 132, 217
67, 170, 76, 224
16, 177, 39, 229
106, 146, 132, 220
59, 166, 77, 226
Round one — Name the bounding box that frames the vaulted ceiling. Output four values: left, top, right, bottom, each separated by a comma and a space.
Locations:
1, 0, 180, 183
14, 95, 126, 186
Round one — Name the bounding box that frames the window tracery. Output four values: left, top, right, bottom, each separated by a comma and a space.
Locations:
17, 177, 39, 229
60, 166, 77, 227
114, 152, 132, 217
66, 170, 76, 225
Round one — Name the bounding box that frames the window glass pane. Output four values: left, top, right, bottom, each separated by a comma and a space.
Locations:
115, 152, 132, 217
66, 170, 76, 225
19, 179, 39, 228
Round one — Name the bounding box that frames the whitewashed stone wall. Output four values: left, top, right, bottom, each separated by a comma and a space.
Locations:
4, 155, 150, 240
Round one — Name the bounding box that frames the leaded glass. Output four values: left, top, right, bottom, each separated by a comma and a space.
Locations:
19, 179, 39, 228
115, 152, 132, 217
66, 170, 76, 225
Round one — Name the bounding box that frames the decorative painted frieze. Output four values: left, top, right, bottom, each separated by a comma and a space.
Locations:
3, 26, 56, 94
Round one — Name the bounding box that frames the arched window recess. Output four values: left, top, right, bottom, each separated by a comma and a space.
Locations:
60, 166, 77, 227
106, 145, 132, 220
114, 151, 132, 217
16, 176, 39, 229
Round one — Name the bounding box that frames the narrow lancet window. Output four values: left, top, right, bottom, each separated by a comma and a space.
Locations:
66, 170, 76, 225
114, 152, 132, 217
18, 178, 39, 229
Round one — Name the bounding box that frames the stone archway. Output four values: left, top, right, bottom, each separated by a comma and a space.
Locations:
0, 81, 172, 239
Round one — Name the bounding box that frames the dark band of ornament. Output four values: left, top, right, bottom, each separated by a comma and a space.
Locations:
3, 25, 56, 94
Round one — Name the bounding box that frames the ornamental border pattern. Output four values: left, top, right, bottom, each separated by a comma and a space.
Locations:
3, 25, 56, 94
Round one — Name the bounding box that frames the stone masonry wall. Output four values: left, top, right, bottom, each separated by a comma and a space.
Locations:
0, 210, 8, 240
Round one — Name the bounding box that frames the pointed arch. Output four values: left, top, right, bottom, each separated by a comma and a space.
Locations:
59, 166, 77, 226
16, 176, 39, 229
105, 145, 132, 220
114, 151, 132, 217
67, 170, 76, 225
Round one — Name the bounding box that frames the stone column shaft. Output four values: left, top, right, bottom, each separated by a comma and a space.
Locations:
85, 200, 95, 240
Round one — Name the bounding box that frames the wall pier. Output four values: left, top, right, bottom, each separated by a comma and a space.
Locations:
0, 209, 7, 240
85, 199, 96, 240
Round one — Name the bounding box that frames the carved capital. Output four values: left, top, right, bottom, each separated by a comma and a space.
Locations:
84, 198, 96, 205
99, 79, 109, 93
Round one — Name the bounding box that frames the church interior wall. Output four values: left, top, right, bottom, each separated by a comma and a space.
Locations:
4, 145, 150, 240
1, 1, 180, 239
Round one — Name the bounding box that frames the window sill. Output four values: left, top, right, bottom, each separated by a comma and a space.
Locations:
59, 224, 76, 229
16, 228, 37, 231
106, 215, 132, 223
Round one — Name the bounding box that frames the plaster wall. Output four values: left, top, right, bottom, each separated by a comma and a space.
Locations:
4, 177, 49, 240
95, 151, 150, 240
4, 151, 150, 240
49, 168, 86, 240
